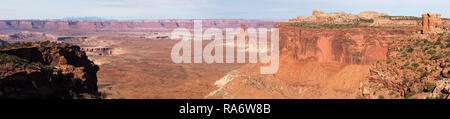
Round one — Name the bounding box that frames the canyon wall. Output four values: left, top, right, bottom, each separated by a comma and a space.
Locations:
207, 23, 421, 99
0, 31, 57, 43
81, 47, 113, 56
276, 24, 419, 65
0, 19, 277, 31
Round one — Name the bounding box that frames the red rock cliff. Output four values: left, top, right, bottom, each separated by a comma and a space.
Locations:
0, 42, 99, 99
276, 24, 418, 65
0, 20, 277, 31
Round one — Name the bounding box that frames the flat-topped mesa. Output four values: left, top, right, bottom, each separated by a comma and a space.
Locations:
0, 31, 58, 44
358, 11, 389, 19
288, 10, 388, 24
287, 10, 428, 28
422, 13, 443, 34
312, 10, 325, 16
0, 20, 277, 32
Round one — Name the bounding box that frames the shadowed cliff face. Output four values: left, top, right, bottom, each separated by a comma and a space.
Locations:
0, 40, 7, 45
277, 24, 419, 65
0, 42, 99, 99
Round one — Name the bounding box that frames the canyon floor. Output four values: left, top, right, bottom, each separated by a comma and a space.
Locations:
91, 35, 244, 99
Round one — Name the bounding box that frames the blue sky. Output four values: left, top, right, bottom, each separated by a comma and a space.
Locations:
0, 0, 449, 20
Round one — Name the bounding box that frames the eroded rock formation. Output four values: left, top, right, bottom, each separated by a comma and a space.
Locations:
0, 42, 100, 99
288, 10, 424, 28
277, 24, 418, 65
207, 21, 420, 99
422, 13, 444, 34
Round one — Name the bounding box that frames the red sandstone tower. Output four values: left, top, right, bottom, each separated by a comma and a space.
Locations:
422, 13, 443, 34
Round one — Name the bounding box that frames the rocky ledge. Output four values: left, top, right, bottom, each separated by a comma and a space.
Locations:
0, 41, 101, 99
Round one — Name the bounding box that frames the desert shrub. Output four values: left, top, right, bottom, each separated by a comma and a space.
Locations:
423, 39, 430, 44
430, 55, 442, 60
0, 53, 6, 60
402, 78, 409, 85
435, 75, 443, 80
404, 61, 410, 66
26, 64, 39, 69
411, 63, 419, 68
420, 71, 430, 78
401, 52, 407, 57
422, 47, 429, 52
386, 59, 392, 64
407, 66, 413, 70
440, 44, 446, 49
359, 18, 374, 23
427, 50, 436, 55
389, 92, 395, 96
40, 41, 51, 47
440, 63, 446, 68
423, 83, 435, 92
414, 78, 421, 83
417, 68, 424, 73
404, 91, 417, 99
0, 53, 22, 63
406, 46, 414, 53
434, 39, 442, 46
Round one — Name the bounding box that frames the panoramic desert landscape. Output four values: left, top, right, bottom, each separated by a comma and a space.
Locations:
1, 10, 449, 99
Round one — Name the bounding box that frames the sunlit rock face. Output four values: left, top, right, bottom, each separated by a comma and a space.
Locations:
277, 24, 418, 65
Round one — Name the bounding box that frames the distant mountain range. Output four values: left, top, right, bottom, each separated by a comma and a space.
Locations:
62, 17, 113, 21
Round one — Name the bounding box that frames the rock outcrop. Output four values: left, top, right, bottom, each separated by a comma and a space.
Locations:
422, 13, 444, 34
277, 24, 418, 65
360, 30, 449, 99
0, 41, 100, 99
